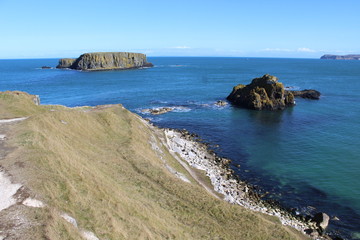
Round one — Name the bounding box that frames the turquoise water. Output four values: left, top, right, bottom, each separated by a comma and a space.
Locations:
1, 57, 359, 238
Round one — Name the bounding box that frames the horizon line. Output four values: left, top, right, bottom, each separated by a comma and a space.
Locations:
0, 55, 322, 60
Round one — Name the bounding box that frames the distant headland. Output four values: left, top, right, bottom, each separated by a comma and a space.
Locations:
56, 52, 153, 71
320, 54, 360, 60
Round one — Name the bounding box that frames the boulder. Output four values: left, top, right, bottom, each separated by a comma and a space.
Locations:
56, 52, 153, 71
312, 212, 330, 234
227, 74, 295, 110
290, 89, 321, 99
304, 228, 319, 238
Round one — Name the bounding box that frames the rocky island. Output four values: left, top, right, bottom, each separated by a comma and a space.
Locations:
227, 74, 295, 110
227, 74, 321, 110
56, 52, 153, 71
320, 54, 360, 60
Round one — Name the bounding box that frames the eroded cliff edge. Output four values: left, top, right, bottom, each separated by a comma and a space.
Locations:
56, 52, 153, 71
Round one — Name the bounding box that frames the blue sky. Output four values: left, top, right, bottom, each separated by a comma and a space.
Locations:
0, 0, 359, 58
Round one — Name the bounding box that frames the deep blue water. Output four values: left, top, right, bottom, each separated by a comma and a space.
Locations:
1, 57, 360, 239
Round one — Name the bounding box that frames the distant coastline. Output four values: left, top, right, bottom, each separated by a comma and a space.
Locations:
320, 54, 360, 60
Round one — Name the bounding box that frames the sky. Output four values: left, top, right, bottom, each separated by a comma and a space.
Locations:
0, 0, 359, 59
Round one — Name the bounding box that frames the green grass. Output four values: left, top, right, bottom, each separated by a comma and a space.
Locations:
1, 91, 308, 239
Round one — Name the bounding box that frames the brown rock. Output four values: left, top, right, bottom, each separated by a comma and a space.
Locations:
227, 74, 295, 110
56, 52, 153, 71
290, 89, 321, 99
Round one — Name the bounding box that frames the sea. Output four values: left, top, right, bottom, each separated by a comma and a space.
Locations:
0, 57, 359, 239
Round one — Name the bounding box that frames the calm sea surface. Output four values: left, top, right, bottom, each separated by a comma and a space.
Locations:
1, 57, 359, 239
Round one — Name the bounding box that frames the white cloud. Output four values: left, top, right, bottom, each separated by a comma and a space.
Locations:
297, 47, 316, 53
261, 48, 292, 52
260, 47, 318, 53
172, 46, 191, 49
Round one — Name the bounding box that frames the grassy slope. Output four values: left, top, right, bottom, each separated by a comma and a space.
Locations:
0, 91, 307, 240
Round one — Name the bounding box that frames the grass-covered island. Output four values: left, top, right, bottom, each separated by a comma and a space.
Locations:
0, 91, 328, 239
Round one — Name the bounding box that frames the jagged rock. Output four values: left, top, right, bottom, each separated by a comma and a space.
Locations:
56, 52, 153, 71
57, 58, 76, 68
290, 89, 321, 99
215, 100, 228, 106
312, 212, 330, 234
142, 107, 174, 115
227, 74, 295, 110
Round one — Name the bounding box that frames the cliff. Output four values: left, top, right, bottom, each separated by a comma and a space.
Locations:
0, 91, 307, 240
56, 58, 76, 68
227, 74, 295, 110
320, 54, 360, 60
56, 52, 153, 70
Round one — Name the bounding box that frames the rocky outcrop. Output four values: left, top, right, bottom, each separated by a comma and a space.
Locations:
57, 58, 76, 68
142, 107, 175, 115
320, 54, 360, 60
290, 89, 321, 99
56, 52, 153, 71
141, 106, 189, 115
215, 100, 228, 106
227, 74, 295, 110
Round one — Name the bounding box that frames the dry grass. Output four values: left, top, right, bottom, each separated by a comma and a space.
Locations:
1, 91, 308, 239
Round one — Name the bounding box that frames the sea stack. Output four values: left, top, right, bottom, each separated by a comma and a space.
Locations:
227, 74, 295, 110
56, 52, 153, 71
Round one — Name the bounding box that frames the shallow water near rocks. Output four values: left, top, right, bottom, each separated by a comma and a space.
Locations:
1, 57, 360, 239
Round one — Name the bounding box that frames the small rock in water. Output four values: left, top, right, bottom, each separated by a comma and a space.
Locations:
215, 100, 228, 106
142, 107, 174, 115
290, 89, 321, 100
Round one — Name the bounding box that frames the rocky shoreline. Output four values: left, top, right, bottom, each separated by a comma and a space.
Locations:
163, 128, 336, 239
